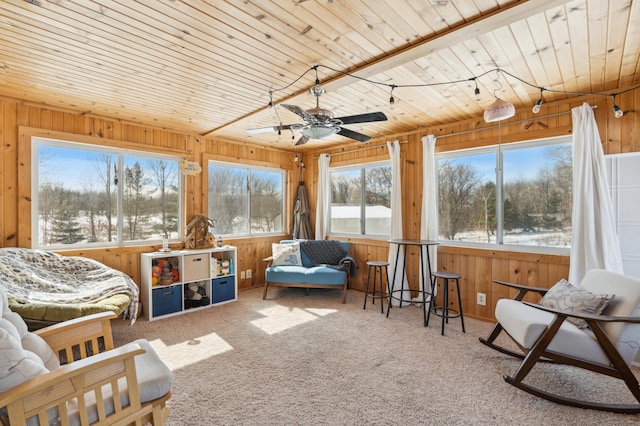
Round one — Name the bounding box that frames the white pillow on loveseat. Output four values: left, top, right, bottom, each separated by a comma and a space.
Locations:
0, 286, 59, 393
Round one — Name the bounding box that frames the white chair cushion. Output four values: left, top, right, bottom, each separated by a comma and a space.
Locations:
127, 338, 173, 403
0, 285, 53, 393
0, 324, 49, 393
65, 338, 173, 426
496, 299, 611, 366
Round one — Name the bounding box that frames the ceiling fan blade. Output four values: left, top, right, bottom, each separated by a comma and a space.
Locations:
294, 134, 310, 146
281, 104, 315, 122
246, 124, 296, 134
337, 127, 372, 143
335, 111, 387, 125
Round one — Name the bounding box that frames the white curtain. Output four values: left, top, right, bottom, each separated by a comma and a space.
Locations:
419, 135, 438, 300
387, 141, 411, 306
315, 153, 331, 240
569, 102, 624, 284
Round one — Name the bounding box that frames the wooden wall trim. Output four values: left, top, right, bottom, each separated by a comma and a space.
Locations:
438, 245, 570, 265
19, 126, 192, 156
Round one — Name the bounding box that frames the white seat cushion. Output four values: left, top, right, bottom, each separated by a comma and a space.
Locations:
65, 338, 173, 426
496, 299, 611, 366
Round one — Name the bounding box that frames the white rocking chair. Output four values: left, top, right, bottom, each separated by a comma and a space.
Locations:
480, 269, 640, 413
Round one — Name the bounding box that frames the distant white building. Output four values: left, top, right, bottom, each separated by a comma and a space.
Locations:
330, 204, 391, 235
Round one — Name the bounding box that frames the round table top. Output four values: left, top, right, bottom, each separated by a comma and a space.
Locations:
388, 239, 439, 246
366, 260, 390, 266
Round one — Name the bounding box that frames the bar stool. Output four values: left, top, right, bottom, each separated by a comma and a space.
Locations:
430, 271, 465, 335
363, 261, 389, 313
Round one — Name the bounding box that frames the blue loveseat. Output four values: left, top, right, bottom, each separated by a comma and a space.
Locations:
263, 240, 353, 303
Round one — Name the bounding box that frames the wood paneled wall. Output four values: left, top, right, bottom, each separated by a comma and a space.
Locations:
1, 97, 297, 295
304, 92, 640, 322
2, 90, 639, 322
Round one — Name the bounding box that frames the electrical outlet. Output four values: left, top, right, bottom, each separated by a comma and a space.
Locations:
477, 292, 486, 306
240, 270, 246, 279
246, 269, 252, 278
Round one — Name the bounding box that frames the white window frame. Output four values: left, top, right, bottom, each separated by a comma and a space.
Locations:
32, 137, 184, 249
435, 135, 573, 254
207, 160, 286, 238
328, 160, 392, 238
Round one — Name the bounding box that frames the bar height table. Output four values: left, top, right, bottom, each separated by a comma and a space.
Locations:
386, 239, 439, 327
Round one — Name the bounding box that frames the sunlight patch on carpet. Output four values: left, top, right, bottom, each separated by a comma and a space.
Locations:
148, 332, 233, 369
251, 305, 337, 335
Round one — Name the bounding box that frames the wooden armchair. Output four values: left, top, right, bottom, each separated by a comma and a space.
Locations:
479, 269, 640, 413
0, 311, 172, 425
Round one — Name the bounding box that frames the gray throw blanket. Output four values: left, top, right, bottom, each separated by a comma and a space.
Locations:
300, 240, 356, 276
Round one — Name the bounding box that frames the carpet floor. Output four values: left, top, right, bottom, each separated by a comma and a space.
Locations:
112, 287, 640, 425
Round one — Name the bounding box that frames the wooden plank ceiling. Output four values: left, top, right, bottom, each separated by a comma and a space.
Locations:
0, 0, 638, 150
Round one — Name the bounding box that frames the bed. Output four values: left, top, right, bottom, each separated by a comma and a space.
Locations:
0, 247, 139, 328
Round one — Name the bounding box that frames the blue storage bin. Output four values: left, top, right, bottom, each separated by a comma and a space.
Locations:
152, 284, 182, 316
212, 276, 236, 303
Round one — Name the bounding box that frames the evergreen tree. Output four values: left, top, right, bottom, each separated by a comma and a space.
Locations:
50, 190, 84, 244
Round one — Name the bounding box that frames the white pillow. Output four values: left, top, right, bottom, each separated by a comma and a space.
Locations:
271, 242, 302, 266
22, 332, 60, 371
0, 327, 49, 393
538, 279, 614, 328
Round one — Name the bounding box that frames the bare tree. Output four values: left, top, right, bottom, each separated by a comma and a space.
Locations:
473, 182, 496, 242
208, 167, 247, 234
123, 162, 150, 239
93, 154, 116, 241
250, 175, 282, 232
149, 159, 178, 235
438, 160, 480, 240
366, 166, 391, 207
331, 173, 361, 204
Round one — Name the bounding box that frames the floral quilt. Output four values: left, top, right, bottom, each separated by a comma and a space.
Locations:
0, 248, 139, 322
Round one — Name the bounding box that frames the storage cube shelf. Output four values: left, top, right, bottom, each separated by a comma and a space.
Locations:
141, 246, 237, 320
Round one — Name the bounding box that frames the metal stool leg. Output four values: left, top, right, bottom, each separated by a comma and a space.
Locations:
363, 265, 372, 309
380, 265, 387, 313
455, 277, 465, 333
441, 277, 448, 335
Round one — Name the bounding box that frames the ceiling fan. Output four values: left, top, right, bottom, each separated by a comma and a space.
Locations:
247, 84, 387, 145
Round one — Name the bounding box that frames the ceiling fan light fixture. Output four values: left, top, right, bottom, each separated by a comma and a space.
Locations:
300, 124, 339, 139
484, 97, 515, 122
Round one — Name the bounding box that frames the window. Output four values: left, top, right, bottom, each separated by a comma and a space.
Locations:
208, 162, 284, 236
436, 136, 572, 249
329, 162, 392, 236
33, 138, 182, 248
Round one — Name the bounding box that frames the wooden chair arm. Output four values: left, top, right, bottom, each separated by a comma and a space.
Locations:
492, 280, 548, 301
35, 311, 117, 363
0, 344, 146, 425
522, 302, 640, 323
342, 259, 352, 276
263, 256, 274, 266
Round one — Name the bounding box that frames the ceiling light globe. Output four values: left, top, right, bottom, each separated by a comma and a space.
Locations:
300, 125, 339, 139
